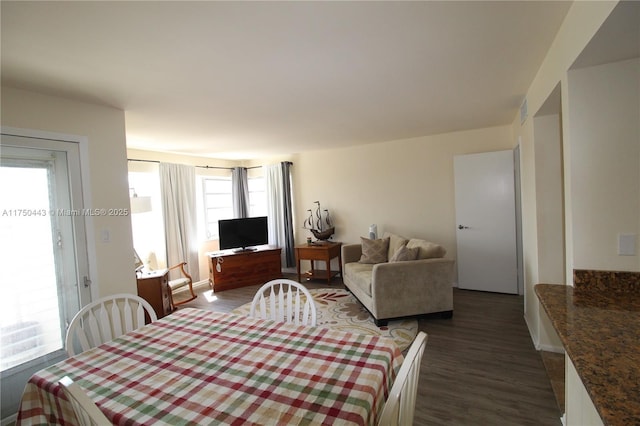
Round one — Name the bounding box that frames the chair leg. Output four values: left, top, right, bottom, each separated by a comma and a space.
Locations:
171, 283, 197, 306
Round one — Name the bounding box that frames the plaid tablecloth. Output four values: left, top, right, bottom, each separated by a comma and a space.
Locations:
17, 308, 403, 425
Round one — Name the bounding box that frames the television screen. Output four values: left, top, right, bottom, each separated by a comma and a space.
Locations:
218, 216, 269, 251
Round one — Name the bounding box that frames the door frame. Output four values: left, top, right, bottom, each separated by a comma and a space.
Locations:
1, 126, 97, 300
514, 145, 524, 296
0, 127, 97, 423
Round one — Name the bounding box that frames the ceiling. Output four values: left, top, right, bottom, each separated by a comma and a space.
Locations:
1, 1, 573, 160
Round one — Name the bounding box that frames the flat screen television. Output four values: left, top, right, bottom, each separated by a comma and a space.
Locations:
218, 216, 269, 252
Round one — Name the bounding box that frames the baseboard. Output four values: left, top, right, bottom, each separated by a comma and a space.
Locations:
524, 313, 564, 353
524, 313, 540, 349
539, 343, 565, 354
1, 413, 17, 426
193, 280, 210, 291
171, 279, 210, 295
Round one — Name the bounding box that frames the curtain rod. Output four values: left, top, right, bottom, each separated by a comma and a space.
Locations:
127, 158, 281, 170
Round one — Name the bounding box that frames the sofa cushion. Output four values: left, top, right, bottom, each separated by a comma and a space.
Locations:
359, 237, 390, 264
382, 232, 409, 261
389, 245, 420, 262
407, 239, 446, 259
344, 262, 374, 296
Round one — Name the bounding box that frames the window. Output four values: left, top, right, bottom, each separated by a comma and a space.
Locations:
202, 177, 232, 239
128, 170, 166, 269
248, 177, 266, 217
201, 175, 266, 240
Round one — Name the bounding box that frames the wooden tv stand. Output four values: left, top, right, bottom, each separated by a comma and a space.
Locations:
208, 245, 282, 292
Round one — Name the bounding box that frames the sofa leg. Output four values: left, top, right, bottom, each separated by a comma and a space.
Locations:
374, 318, 388, 327
441, 310, 453, 319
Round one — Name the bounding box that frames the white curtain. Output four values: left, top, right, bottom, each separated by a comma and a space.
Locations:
159, 162, 199, 281
265, 164, 286, 265
265, 162, 295, 267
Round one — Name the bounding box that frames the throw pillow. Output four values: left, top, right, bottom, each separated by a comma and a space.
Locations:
382, 232, 409, 261
389, 245, 419, 262
359, 237, 390, 264
406, 239, 447, 259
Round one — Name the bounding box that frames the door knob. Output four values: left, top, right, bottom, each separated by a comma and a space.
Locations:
458, 225, 469, 230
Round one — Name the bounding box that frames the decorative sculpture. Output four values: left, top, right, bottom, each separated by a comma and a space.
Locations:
303, 201, 334, 240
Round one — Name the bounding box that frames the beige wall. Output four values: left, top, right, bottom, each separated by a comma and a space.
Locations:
568, 58, 640, 272
291, 125, 515, 280
534, 113, 565, 284
1, 86, 134, 297
513, 1, 620, 351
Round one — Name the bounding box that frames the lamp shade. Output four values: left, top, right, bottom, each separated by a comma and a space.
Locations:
130, 196, 152, 214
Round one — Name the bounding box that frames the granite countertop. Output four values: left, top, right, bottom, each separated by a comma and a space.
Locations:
535, 271, 640, 426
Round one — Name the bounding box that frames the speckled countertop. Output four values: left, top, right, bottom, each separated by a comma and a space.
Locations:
535, 270, 640, 426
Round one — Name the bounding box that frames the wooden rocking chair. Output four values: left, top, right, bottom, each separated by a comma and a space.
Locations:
167, 261, 197, 306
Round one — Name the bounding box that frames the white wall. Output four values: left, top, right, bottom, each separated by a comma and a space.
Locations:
568, 58, 640, 271
1, 86, 134, 297
291, 125, 515, 280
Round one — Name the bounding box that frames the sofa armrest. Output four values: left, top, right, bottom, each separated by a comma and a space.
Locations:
342, 244, 362, 265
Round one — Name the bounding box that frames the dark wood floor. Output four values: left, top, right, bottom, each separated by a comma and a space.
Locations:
177, 277, 562, 426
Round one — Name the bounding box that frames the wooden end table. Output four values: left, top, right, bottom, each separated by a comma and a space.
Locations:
136, 269, 174, 320
295, 241, 342, 283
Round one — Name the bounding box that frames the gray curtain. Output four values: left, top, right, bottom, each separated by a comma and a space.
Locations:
281, 162, 295, 267
232, 167, 249, 218
265, 162, 295, 268
159, 162, 199, 281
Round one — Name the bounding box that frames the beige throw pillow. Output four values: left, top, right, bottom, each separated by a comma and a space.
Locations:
389, 245, 419, 262
382, 232, 409, 261
359, 237, 390, 264
406, 239, 447, 259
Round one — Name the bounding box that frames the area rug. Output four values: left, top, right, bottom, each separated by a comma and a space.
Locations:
231, 288, 418, 351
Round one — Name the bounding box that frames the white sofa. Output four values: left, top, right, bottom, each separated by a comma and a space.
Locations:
341, 232, 454, 326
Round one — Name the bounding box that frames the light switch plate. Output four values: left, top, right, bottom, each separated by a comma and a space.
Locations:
618, 233, 636, 256
101, 228, 111, 243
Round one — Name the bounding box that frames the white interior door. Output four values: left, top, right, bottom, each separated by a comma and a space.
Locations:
454, 150, 518, 294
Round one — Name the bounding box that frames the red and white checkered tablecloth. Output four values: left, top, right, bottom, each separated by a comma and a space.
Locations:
17, 308, 403, 425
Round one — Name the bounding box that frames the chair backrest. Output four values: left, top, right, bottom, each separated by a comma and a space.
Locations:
58, 376, 111, 425
65, 293, 157, 357
250, 279, 317, 326
378, 331, 428, 426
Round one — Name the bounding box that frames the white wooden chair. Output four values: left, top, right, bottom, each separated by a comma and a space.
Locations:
250, 279, 317, 326
378, 331, 428, 426
59, 376, 111, 425
65, 293, 157, 357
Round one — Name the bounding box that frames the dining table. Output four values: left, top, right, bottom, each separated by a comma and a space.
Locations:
16, 307, 404, 425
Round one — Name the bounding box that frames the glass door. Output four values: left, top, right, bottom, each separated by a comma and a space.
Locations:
0, 133, 91, 419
